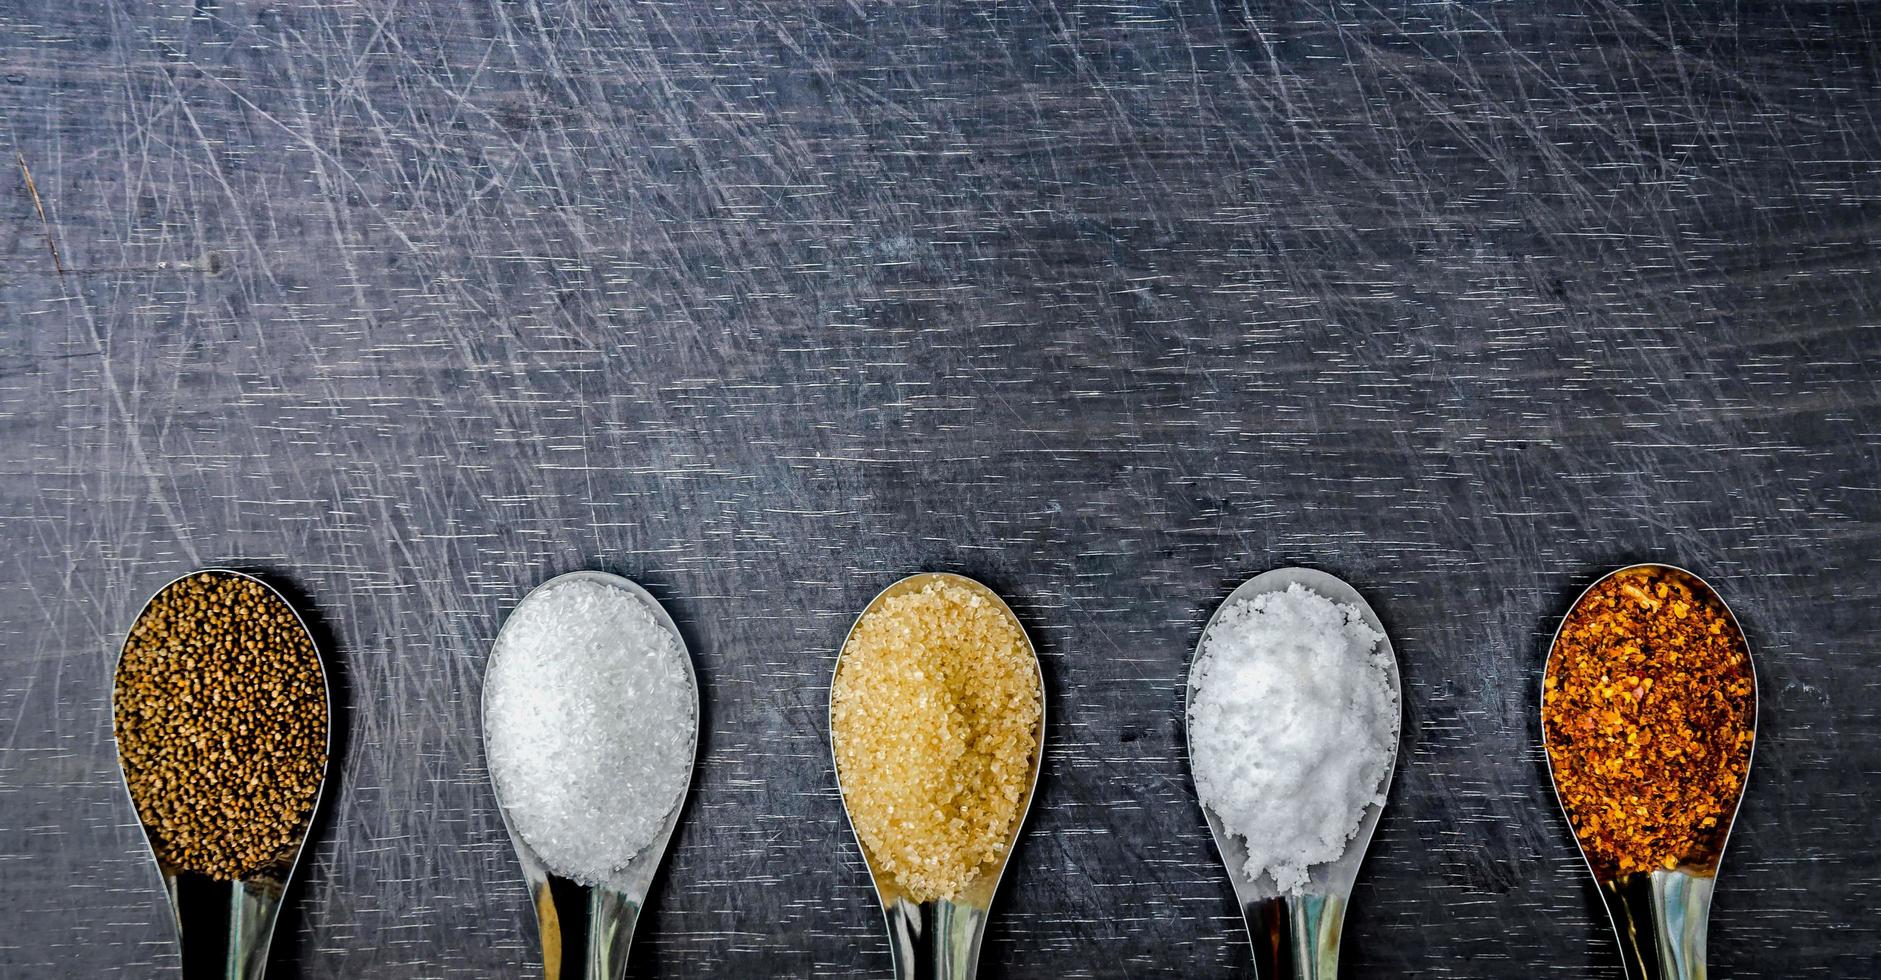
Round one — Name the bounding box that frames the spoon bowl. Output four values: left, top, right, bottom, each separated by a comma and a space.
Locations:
482, 570, 700, 980
1542, 563, 1757, 980
830, 572, 1047, 980
112, 568, 332, 980
1186, 567, 1402, 980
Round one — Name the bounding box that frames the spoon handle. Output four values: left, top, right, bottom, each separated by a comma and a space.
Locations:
1603, 870, 1713, 980
1245, 894, 1345, 980
163, 872, 285, 980
883, 897, 990, 980
532, 877, 640, 980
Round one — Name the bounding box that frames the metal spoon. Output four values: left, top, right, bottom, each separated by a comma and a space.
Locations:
482, 570, 700, 980
830, 572, 1047, 980
112, 568, 333, 980
1185, 567, 1403, 980
1542, 563, 1757, 980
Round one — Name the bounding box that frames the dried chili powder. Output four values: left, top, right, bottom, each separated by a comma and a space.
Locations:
1542, 565, 1755, 878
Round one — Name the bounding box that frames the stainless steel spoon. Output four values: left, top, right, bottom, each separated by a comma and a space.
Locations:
482, 570, 700, 980
1186, 567, 1402, 980
831, 572, 1047, 980
112, 568, 333, 980
1542, 563, 1757, 980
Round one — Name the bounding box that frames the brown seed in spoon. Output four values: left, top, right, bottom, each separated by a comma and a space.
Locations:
114, 572, 327, 881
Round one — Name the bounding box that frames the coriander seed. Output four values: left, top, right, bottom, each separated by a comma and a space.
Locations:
113, 571, 329, 881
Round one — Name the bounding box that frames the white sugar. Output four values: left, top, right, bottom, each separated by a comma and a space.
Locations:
1189, 583, 1397, 894
485, 578, 695, 885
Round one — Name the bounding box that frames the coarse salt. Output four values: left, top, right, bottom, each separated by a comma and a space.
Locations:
485, 578, 695, 885
1189, 582, 1397, 894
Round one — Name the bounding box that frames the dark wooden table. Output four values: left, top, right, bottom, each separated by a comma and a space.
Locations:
1, 2, 1876, 977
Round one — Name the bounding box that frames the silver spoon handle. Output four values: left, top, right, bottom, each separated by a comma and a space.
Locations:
1245, 894, 1346, 980
883, 897, 990, 980
531, 877, 640, 980
162, 873, 285, 980
1603, 870, 1713, 980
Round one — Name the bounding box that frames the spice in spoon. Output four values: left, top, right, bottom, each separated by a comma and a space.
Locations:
1188, 583, 1398, 893
484, 578, 696, 885
113, 572, 329, 881
1543, 565, 1755, 878
831, 580, 1042, 903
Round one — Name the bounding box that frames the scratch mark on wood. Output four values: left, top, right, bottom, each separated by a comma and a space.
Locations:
15, 150, 63, 276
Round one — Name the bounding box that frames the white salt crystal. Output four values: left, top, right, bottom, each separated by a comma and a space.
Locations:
1189, 583, 1397, 894
485, 579, 695, 885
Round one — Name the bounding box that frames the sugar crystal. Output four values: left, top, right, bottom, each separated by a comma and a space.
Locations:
831, 581, 1042, 903
485, 579, 695, 885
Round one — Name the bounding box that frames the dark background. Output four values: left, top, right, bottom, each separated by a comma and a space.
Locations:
1, 1, 1876, 977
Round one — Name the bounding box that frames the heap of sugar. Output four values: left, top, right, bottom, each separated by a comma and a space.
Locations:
484, 578, 695, 885
1188, 582, 1397, 893
831, 581, 1042, 903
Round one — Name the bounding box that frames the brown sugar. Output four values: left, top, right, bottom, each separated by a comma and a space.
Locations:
113, 572, 329, 880
1542, 566, 1755, 878
831, 581, 1042, 903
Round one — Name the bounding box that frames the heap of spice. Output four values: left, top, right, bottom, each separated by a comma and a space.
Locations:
1543, 565, 1755, 878
484, 578, 696, 885
1189, 583, 1398, 893
113, 572, 329, 881
831, 579, 1042, 903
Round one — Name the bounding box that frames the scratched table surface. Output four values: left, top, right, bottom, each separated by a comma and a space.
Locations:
1, 1, 1877, 977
